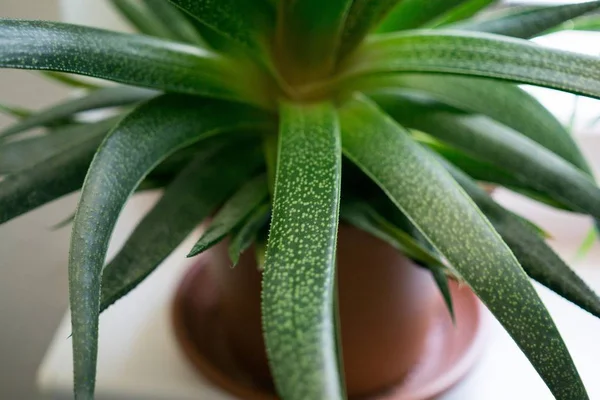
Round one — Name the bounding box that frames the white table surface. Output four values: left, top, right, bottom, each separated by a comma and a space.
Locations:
37, 192, 600, 400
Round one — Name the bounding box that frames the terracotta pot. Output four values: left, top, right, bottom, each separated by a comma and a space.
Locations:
201, 224, 440, 397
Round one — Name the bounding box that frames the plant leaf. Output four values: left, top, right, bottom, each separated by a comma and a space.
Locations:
442, 159, 600, 319
141, 0, 206, 45
453, 1, 600, 38
428, 0, 497, 28
341, 196, 459, 319
50, 212, 76, 231
377, 95, 600, 220
0, 86, 157, 138
338, 0, 404, 59
67, 94, 271, 398
340, 199, 445, 268
413, 132, 572, 211
263, 101, 343, 400
263, 131, 278, 197
228, 202, 271, 266
110, 0, 179, 39
550, 14, 600, 34
41, 71, 101, 90
368, 75, 591, 174
344, 30, 600, 101
100, 140, 263, 311
0, 19, 267, 106
0, 102, 31, 119
376, 0, 468, 32
187, 174, 269, 257
339, 95, 588, 400
431, 267, 455, 322
414, 132, 525, 185
333, 276, 346, 400
576, 228, 597, 261
0, 118, 117, 225
167, 0, 274, 53
276, 0, 353, 81
0, 124, 93, 174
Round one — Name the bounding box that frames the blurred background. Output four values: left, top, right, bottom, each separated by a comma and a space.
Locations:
1, 1, 599, 399
0, 2, 72, 399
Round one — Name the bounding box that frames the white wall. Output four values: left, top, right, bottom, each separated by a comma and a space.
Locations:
0, 1, 75, 399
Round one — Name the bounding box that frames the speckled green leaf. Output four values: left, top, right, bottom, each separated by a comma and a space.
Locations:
414, 132, 523, 185
369, 75, 591, 174
0, 86, 156, 138
263, 101, 343, 400
276, 0, 352, 81
428, 0, 497, 28
344, 31, 600, 101
228, 202, 271, 266
0, 20, 266, 106
453, 1, 600, 38
376, 0, 468, 32
444, 160, 600, 319
188, 174, 268, 257
377, 96, 600, 220
68, 95, 271, 398
100, 141, 263, 312
413, 133, 570, 210
0, 118, 116, 225
339, 95, 587, 400
167, 0, 274, 52
338, 0, 404, 59
141, 0, 206, 45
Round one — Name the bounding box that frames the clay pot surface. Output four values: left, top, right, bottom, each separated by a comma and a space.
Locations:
173, 224, 485, 399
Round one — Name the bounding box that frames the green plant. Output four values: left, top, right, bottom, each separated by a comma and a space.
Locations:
2, 0, 600, 399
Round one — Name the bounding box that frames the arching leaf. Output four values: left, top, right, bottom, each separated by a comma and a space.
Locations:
368, 75, 591, 174
67, 94, 271, 398
100, 140, 263, 311
0, 20, 268, 106
344, 31, 600, 101
443, 159, 600, 319
0, 86, 157, 138
376, 95, 600, 220
339, 95, 588, 400
0, 118, 117, 224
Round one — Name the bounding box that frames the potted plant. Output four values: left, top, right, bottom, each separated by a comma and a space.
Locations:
2, 1, 600, 399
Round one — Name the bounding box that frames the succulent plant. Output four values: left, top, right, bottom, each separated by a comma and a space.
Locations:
2, 1, 600, 399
